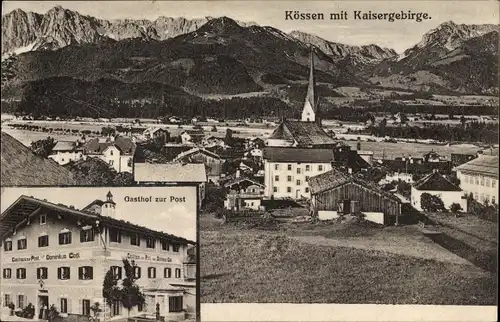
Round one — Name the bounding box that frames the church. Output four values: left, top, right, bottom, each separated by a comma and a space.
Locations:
263, 50, 337, 200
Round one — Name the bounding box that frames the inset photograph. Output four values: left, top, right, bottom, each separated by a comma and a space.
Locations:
0, 187, 197, 322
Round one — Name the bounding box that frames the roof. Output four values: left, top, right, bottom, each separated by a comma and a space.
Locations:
173, 147, 221, 161
82, 136, 136, 155
413, 171, 462, 192
0, 195, 195, 244
52, 141, 76, 152
305, 50, 317, 113
223, 176, 265, 188
263, 147, 334, 163
182, 130, 204, 136
134, 162, 207, 183
381, 159, 452, 175
1, 132, 76, 186
268, 119, 336, 147
455, 155, 498, 177
308, 168, 400, 202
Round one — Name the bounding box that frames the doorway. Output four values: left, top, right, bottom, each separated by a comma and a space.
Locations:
343, 199, 351, 214
38, 295, 49, 320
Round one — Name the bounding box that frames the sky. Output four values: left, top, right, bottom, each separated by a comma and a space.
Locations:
2, 1, 498, 53
1, 187, 197, 241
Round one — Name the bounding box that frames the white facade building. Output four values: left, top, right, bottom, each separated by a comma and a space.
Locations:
411, 171, 467, 211
456, 155, 498, 205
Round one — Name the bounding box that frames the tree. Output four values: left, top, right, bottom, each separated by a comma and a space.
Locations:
103, 267, 121, 310
113, 172, 135, 186
120, 259, 146, 317
31, 137, 56, 158
66, 158, 117, 185
420, 193, 445, 212
450, 203, 462, 218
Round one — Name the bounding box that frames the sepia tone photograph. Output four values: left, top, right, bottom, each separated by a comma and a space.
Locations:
0, 0, 498, 321
0, 187, 197, 322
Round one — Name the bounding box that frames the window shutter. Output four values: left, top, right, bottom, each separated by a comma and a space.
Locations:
57, 267, 61, 279
78, 300, 82, 315
78, 267, 82, 279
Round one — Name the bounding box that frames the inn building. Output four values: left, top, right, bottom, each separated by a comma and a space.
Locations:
0, 192, 196, 321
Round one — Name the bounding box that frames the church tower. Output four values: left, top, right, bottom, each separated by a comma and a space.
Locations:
301, 48, 320, 126
101, 191, 116, 218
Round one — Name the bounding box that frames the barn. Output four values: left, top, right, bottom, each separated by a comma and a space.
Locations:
308, 168, 402, 225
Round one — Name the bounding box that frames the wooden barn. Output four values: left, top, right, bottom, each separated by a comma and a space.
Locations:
308, 168, 402, 225
173, 147, 224, 183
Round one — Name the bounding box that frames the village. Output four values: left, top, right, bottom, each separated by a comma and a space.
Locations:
1, 50, 498, 306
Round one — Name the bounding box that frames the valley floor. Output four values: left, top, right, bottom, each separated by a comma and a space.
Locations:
200, 213, 497, 304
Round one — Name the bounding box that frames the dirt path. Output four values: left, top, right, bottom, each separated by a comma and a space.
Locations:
291, 234, 477, 267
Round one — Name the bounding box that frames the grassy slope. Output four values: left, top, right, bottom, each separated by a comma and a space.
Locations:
200, 217, 496, 304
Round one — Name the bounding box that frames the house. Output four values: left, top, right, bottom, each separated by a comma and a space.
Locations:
411, 170, 467, 211
332, 145, 371, 173
143, 127, 168, 142
223, 174, 266, 211
248, 138, 265, 150
82, 136, 136, 173
379, 172, 414, 185
180, 130, 204, 145
451, 153, 478, 168
0, 192, 195, 321
456, 155, 498, 205
357, 150, 374, 166
308, 167, 402, 225
381, 159, 452, 176
423, 150, 446, 163
1, 132, 76, 186
173, 148, 224, 183
202, 136, 227, 148
263, 147, 334, 200
133, 163, 207, 206
245, 148, 263, 158
48, 141, 84, 165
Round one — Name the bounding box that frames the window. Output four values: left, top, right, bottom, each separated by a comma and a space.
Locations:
305, 187, 310, 193
492, 179, 497, 188
162, 240, 170, 251
169, 296, 183, 313
127, 158, 132, 167
17, 238, 27, 250
274, 175, 279, 182
134, 267, 141, 279
475, 176, 479, 185
464, 175, 469, 183
16, 268, 26, 279
37, 267, 48, 279
82, 299, 91, 316
273, 187, 278, 193
110, 150, 114, 156
296, 180, 301, 185
318, 165, 323, 171
175, 268, 181, 278
305, 165, 310, 172
38, 235, 49, 247
287, 187, 291, 193
173, 244, 180, 252
492, 196, 496, 204
110, 266, 122, 279
130, 234, 140, 246
59, 232, 72, 245
58, 267, 70, 280
109, 160, 114, 166
274, 164, 279, 170
4, 294, 11, 307
3, 240, 12, 251
305, 176, 310, 181
40, 214, 47, 225
60, 298, 68, 314
297, 168, 301, 174
78, 266, 93, 280
481, 176, 485, 186
80, 229, 95, 243
110, 229, 121, 243
148, 267, 156, 278
287, 176, 292, 182
146, 238, 155, 249
474, 192, 479, 200
287, 164, 292, 171
486, 178, 490, 187
3, 268, 11, 279
17, 295, 25, 310
164, 268, 172, 278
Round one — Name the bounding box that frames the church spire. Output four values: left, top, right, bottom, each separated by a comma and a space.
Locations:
301, 47, 320, 126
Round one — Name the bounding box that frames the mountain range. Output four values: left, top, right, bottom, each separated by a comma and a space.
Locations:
1, 5, 498, 117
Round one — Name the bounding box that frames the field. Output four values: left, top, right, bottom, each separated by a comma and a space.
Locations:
200, 213, 497, 304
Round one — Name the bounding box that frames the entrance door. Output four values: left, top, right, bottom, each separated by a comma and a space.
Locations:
296, 190, 300, 199
111, 300, 120, 317
343, 199, 351, 214
38, 296, 49, 320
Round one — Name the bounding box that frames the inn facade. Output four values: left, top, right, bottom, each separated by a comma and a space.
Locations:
0, 193, 196, 321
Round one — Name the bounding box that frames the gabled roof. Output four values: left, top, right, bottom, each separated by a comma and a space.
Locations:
0, 195, 195, 244
455, 155, 498, 177
263, 147, 334, 163
268, 119, 336, 147
308, 167, 400, 202
413, 171, 462, 192
173, 147, 221, 161
52, 141, 77, 152
134, 162, 207, 183
83, 136, 136, 155
1, 132, 76, 186
223, 176, 265, 188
